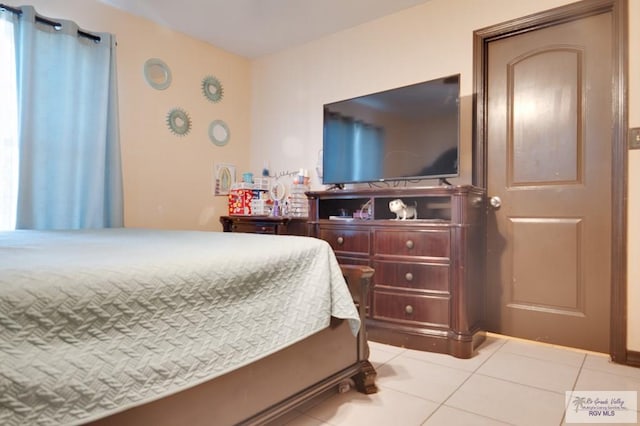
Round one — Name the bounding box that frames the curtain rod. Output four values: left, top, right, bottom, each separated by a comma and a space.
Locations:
0, 3, 101, 43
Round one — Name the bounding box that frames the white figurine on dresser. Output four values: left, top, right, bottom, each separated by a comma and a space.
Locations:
388, 199, 417, 220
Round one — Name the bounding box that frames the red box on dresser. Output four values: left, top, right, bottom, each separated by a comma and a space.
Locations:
228, 189, 255, 215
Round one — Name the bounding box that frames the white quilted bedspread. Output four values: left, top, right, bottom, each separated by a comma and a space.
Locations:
0, 228, 360, 425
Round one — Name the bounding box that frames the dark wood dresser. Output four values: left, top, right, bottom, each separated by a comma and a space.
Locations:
219, 216, 308, 236
306, 185, 486, 358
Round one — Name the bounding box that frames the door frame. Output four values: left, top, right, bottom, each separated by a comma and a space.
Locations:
472, 0, 629, 363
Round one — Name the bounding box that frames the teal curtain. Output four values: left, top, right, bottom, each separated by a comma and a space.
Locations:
7, 6, 123, 229
323, 111, 384, 183
352, 120, 384, 181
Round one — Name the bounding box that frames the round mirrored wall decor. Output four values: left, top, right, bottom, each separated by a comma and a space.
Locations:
209, 120, 230, 146
201, 75, 224, 103
166, 108, 191, 136
143, 58, 172, 90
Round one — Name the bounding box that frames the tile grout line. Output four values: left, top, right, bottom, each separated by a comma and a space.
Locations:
375, 347, 408, 368
560, 352, 588, 425
472, 371, 575, 396
419, 337, 511, 425
424, 405, 519, 426
571, 352, 588, 391
473, 338, 591, 397
496, 349, 588, 369
427, 336, 570, 425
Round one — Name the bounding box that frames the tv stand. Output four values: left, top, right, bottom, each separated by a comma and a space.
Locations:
306, 185, 486, 358
439, 177, 453, 186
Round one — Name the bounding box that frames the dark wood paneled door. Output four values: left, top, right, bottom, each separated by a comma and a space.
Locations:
483, 9, 615, 352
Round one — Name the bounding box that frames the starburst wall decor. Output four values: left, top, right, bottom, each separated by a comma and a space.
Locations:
166, 108, 191, 136
201, 75, 224, 103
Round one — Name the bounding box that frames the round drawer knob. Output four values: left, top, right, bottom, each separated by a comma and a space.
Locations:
405, 272, 413, 282
405, 240, 414, 249
405, 305, 414, 315
337, 236, 344, 245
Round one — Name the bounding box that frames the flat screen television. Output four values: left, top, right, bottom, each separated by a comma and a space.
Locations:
322, 74, 460, 185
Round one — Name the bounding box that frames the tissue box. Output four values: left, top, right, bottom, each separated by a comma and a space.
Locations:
228, 189, 255, 215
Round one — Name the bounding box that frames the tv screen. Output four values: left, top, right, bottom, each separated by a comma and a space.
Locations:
322, 74, 460, 185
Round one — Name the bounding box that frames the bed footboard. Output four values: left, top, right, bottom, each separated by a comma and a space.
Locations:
240, 265, 378, 425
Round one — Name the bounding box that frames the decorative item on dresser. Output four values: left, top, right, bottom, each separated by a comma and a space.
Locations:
306, 185, 487, 359
220, 215, 308, 236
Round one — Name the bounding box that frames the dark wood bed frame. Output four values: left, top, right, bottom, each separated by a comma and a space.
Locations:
89, 265, 377, 426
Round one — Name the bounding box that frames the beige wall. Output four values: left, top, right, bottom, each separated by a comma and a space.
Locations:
26, 0, 252, 231
250, 0, 640, 351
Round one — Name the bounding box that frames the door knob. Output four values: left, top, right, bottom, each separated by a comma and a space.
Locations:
490, 196, 502, 209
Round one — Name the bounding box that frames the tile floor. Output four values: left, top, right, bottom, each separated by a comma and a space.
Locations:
275, 334, 640, 426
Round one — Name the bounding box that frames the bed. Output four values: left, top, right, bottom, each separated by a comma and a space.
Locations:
0, 228, 376, 425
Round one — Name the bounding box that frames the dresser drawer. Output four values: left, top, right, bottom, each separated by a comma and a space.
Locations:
373, 291, 449, 327
374, 229, 449, 258
232, 222, 276, 234
319, 227, 369, 255
373, 260, 449, 293
221, 216, 308, 236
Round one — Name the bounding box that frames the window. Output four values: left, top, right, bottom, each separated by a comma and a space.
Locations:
0, 16, 18, 230
0, 6, 122, 230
